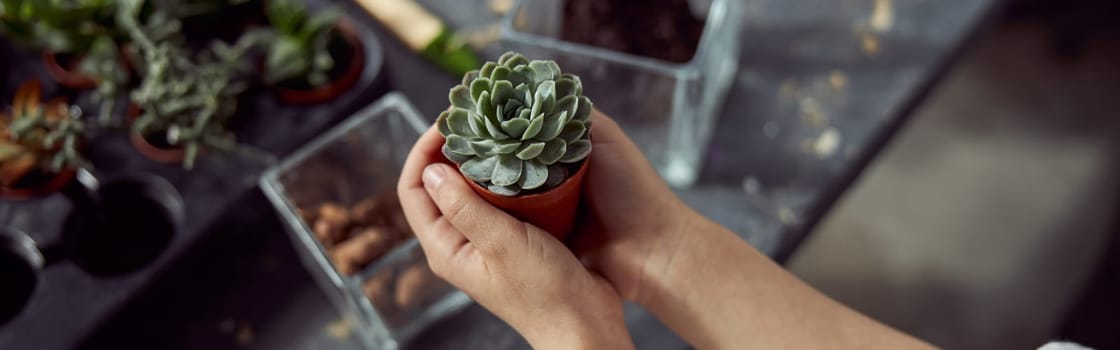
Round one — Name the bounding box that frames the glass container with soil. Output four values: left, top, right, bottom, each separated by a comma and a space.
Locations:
501, 0, 743, 187
261, 93, 470, 350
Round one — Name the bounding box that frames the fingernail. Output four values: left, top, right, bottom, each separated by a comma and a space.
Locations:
422, 164, 447, 190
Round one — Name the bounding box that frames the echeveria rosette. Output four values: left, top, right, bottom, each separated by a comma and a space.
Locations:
437, 52, 593, 197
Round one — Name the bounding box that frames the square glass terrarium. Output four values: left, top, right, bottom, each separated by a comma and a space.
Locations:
260, 93, 471, 349
500, 0, 743, 187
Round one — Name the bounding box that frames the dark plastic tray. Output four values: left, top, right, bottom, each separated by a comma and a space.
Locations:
0, 0, 390, 348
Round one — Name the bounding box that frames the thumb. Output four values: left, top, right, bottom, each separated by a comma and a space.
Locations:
422, 163, 526, 256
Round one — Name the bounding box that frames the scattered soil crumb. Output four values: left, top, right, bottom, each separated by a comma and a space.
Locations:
813, 128, 842, 159
870, 0, 894, 33
235, 324, 254, 346
829, 71, 848, 90
860, 33, 881, 55
799, 97, 828, 128
326, 317, 354, 340
778, 207, 797, 225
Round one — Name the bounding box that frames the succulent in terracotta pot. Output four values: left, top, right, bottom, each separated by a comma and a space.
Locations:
436, 52, 593, 239
0, 80, 90, 199
259, 0, 364, 104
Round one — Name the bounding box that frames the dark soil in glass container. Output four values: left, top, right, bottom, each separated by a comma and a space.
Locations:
561, 0, 706, 64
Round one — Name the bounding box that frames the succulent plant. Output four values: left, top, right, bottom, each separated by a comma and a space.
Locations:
1, 80, 91, 186
437, 52, 593, 196
259, 0, 342, 87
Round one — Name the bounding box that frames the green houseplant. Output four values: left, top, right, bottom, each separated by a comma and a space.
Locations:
260, 0, 365, 104
119, 0, 262, 169
1, 80, 90, 199
0, 0, 130, 90
437, 52, 593, 239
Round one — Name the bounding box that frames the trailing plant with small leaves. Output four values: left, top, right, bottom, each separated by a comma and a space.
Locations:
438, 52, 593, 196
260, 0, 341, 87
120, 0, 264, 169
0, 80, 90, 186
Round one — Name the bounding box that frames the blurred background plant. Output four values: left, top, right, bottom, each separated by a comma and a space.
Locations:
259, 0, 342, 87
0, 80, 90, 186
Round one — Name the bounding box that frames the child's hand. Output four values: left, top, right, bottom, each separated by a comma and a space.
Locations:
398, 124, 634, 350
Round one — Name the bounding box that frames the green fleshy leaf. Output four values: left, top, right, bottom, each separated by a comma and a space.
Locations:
490, 154, 523, 187
461, 156, 497, 182
534, 81, 556, 117
516, 142, 545, 160
497, 52, 518, 65
436, 110, 452, 137
484, 105, 510, 140
461, 69, 479, 86
518, 108, 532, 121
446, 108, 474, 136
501, 118, 530, 138
470, 78, 491, 101
514, 83, 532, 105
558, 121, 586, 143
536, 111, 569, 141
450, 85, 474, 109
559, 140, 592, 163
496, 140, 521, 154
545, 164, 567, 187
487, 184, 520, 197
537, 138, 567, 165
443, 145, 472, 164
469, 139, 500, 157
510, 66, 535, 87
477, 91, 494, 121
555, 95, 578, 119
503, 54, 529, 68
490, 80, 514, 110
574, 96, 593, 122
445, 134, 475, 155
490, 65, 510, 82
519, 160, 548, 190
522, 114, 545, 140
556, 78, 579, 98
469, 110, 490, 138
529, 61, 555, 81
479, 62, 497, 79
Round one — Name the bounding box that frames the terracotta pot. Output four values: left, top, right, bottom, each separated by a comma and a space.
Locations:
465, 158, 590, 241
0, 169, 77, 201
43, 52, 98, 90
273, 19, 366, 105
127, 105, 186, 164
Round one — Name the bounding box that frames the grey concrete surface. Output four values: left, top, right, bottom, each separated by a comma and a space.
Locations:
788, 21, 1120, 349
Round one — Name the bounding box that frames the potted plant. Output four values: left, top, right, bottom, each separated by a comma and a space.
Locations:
436, 52, 593, 240
0, 0, 130, 91
127, 40, 253, 169
259, 0, 365, 105
0, 80, 91, 200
